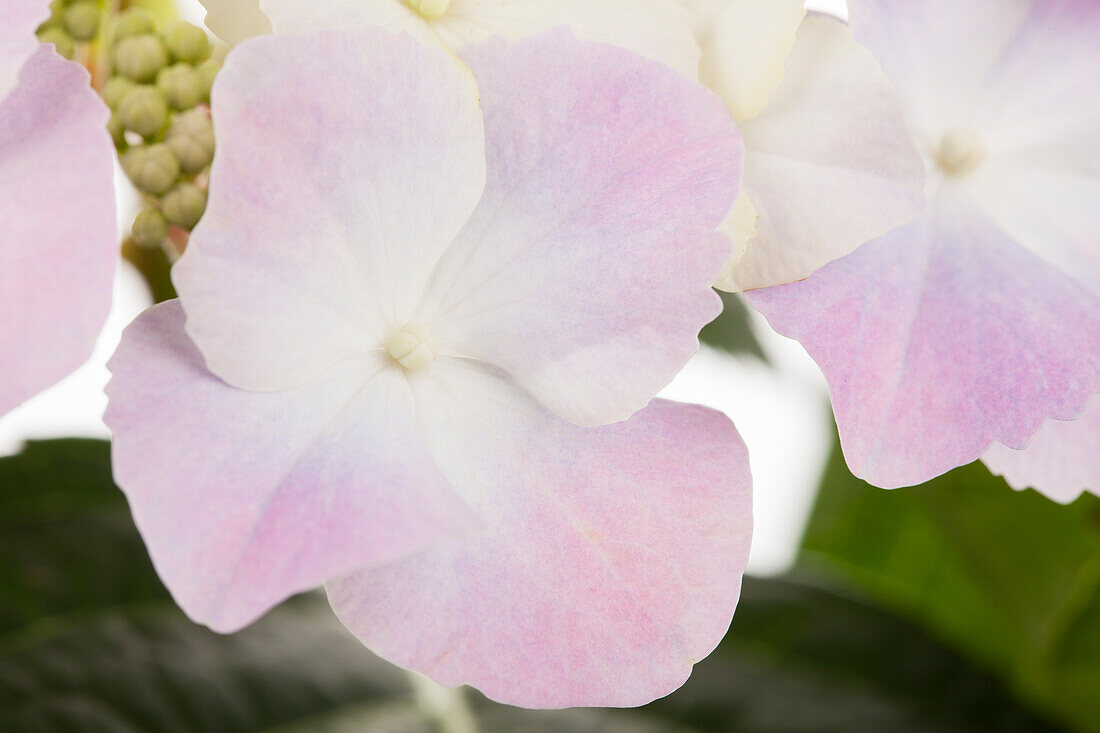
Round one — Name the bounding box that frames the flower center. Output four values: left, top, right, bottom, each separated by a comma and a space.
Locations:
935, 128, 986, 177
387, 323, 439, 370
405, 0, 450, 18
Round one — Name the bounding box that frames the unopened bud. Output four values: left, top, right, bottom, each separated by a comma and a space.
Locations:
132, 207, 169, 249
163, 21, 211, 64
113, 7, 157, 41
162, 183, 207, 229
195, 59, 219, 101
166, 110, 215, 172
113, 34, 168, 82
102, 76, 135, 110
123, 144, 180, 195
156, 63, 203, 110
38, 27, 74, 59
117, 85, 168, 138
63, 2, 100, 41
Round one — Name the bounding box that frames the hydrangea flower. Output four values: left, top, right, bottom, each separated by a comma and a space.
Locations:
749, 0, 1100, 499
0, 0, 117, 416
681, 0, 926, 291
105, 28, 752, 707
196, 0, 700, 78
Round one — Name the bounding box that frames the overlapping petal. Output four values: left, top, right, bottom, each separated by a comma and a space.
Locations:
418, 31, 740, 427
198, 0, 273, 45
749, 203, 1100, 488
0, 47, 117, 415
252, 0, 701, 78
172, 28, 486, 392
0, 0, 47, 102
105, 302, 480, 632
328, 360, 752, 708
717, 14, 924, 292
681, 0, 805, 120
982, 397, 1099, 505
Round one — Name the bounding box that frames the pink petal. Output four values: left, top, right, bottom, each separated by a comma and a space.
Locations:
0, 47, 116, 416
748, 202, 1100, 488
172, 28, 486, 392
0, 0, 47, 101
328, 360, 752, 708
105, 301, 480, 632
418, 30, 741, 427
982, 396, 1099, 504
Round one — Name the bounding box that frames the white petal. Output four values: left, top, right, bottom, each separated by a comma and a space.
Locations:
0, 0, 47, 102
197, 0, 272, 44
682, 0, 806, 120
719, 14, 924, 292
172, 28, 485, 392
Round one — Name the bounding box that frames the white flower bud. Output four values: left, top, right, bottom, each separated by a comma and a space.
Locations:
162, 182, 208, 229
113, 7, 157, 42
166, 110, 215, 173
163, 21, 212, 64
157, 63, 204, 111
117, 85, 168, 138
114, 34, 168, 82
132, 207, 169, 249
387, 323, 440, 370
123, 144, 180, 196
64, 2, 100, 42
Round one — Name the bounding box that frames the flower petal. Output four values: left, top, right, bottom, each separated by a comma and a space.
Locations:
718, 13, 925, 292
418, 31, 740, 427
982, 396, 1099, 505
0, 0, 46, 102
172, 28, 486, 392
197, 0, 273, 44
748, 202, 1100, 488
259, 0, 700, 78
105, 301, 480, 632
327, 359, 752, 708
681, 0, 806, 120
0, 47, 116, 416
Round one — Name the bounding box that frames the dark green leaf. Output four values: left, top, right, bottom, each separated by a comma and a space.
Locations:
0, 440, 1063, 732
699, 291, 768, 362
801, 437, 1100, 732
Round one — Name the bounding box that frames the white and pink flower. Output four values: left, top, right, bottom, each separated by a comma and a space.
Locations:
750, 0, 1100, 499
105, 28, 752, 707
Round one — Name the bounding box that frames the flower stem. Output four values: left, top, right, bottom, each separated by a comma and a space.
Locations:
407, 671, 478, 733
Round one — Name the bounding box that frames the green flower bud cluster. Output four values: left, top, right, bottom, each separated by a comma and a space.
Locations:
36, 0, 106, 60
100, 9, 219, 252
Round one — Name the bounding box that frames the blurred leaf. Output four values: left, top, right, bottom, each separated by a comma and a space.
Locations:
699, 291, 768, 362
0, 440, 1061, 732
801, 438, 1100, 732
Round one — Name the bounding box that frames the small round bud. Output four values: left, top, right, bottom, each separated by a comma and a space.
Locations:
107, 112, 126, 147
102, 76, 135, 110
195, 59, 219, 101
117, 85, 168, 138
156, 64, 204, 111
63, 2, 100, 41
123, 144, 180, 195
406, 0, 450, 18
113, 34, 168, 82
162, 182, 207, 229
132, 207, 169, 249
166, 110, 215, 172
163, 21, 211, 64
38, 27, 75, 59
113, 7, 157, 41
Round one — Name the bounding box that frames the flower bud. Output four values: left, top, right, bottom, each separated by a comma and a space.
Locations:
123, 144, 180, 196
162, 182, 207, 229
406, 0, 450, 18
63, 2, 100, 42
166, 110, 215, 173
163, 21, 211, 64
38, 27, 74, 59
113, 34, 168, 82
113, 7, 157, 41
156, 63, 203, 111
117, 85, 168, 138
132, 207, 169, 249
195, 59, 219, 101
102, 76, 135, 110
